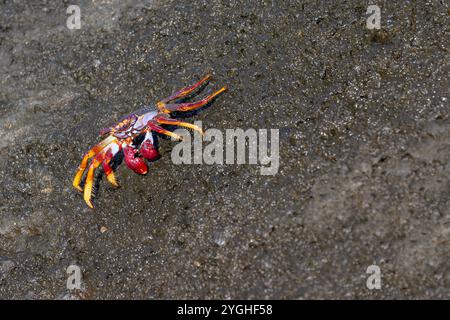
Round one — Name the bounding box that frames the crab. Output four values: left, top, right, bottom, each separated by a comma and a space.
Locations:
73, 74, 227, 208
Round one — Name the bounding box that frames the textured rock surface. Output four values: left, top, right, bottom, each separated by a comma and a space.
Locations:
0, 0, 448, 299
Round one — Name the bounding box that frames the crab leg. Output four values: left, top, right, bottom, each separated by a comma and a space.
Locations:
153, 115, 204, 135
147, 121, 184, 140
102, 142, 121, 188
161, 86, 227, 113
83, 149, 110, 209
73, 135, 117, 192
158, 74, 212, 105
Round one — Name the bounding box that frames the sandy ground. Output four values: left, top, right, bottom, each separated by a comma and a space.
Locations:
0, 0, 449, 299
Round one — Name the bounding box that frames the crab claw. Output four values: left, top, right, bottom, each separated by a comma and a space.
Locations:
123, 145, 148, 175
140, 140, 160, 161
140, 132, 160, 161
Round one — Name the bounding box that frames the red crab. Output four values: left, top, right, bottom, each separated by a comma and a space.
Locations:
73, 74, 227, 208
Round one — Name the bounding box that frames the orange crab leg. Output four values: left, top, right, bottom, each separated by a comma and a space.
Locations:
73, 135, 117, 192
147, 121, 184, 140
161, 86, 227, 113
159, 74, 211, 104
83, 150, 110, 209
153, 115, 204, 135
102, 144, 121, 188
